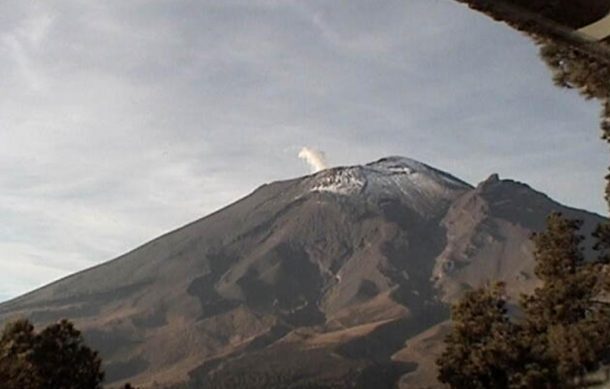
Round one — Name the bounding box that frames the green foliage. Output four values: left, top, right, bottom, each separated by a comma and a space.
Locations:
438, 213, 610, 389
521, 215, 610, 385
593, 221, 610, 263
537, 41, 610, 101
437, 284, 521, 388
0, 318, 104, 389
0, 319, 40, 388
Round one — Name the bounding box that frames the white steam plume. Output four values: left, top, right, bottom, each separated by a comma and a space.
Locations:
298, 147, 328, 173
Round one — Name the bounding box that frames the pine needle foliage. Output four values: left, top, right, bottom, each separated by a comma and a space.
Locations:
438, 213, 610, 389
0, 319, 104, 389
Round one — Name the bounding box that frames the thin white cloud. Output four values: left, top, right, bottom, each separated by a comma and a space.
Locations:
2, 35, 43, 91
19, 12, 55, 47
0, 6, 54, 91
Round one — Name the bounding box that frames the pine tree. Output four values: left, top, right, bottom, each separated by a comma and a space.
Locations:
0, 319, 42, 388
437, 283, 520, 388
0, 319, 104, 389
521, 214, 610, 387
438, 214, 610, 388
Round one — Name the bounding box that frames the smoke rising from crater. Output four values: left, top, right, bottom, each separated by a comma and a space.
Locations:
298, 147, 328, 173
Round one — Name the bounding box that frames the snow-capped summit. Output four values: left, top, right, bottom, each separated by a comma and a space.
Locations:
365, 156, 469, 190
305, 156, 472, 216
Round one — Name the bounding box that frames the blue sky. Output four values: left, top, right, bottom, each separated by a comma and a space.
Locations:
0, 0, 607, 301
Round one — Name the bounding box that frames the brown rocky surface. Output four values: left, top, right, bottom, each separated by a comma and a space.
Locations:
0, 157, 604, 388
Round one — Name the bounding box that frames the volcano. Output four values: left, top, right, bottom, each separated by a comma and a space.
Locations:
0, 157, 604, 388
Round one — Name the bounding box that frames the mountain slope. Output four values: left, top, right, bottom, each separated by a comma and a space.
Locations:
0, 157, 604, 388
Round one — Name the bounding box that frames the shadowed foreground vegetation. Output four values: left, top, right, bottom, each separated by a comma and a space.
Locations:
438, 215, 610, 388
0, 318, 137, 389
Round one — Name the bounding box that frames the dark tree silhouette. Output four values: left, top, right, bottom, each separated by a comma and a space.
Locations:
0, 318, 104, 389
0, 319, 41, 388
520, 215, 610, 386
437, 283, 521, 389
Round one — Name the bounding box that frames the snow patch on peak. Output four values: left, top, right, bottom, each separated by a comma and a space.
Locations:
366, 156, 428, 172
305, 156, 472, 216
366, 157, 470, 190
311, 168, 366, 195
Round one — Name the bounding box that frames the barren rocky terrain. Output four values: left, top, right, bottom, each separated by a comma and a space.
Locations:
0, 157, 604, 388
